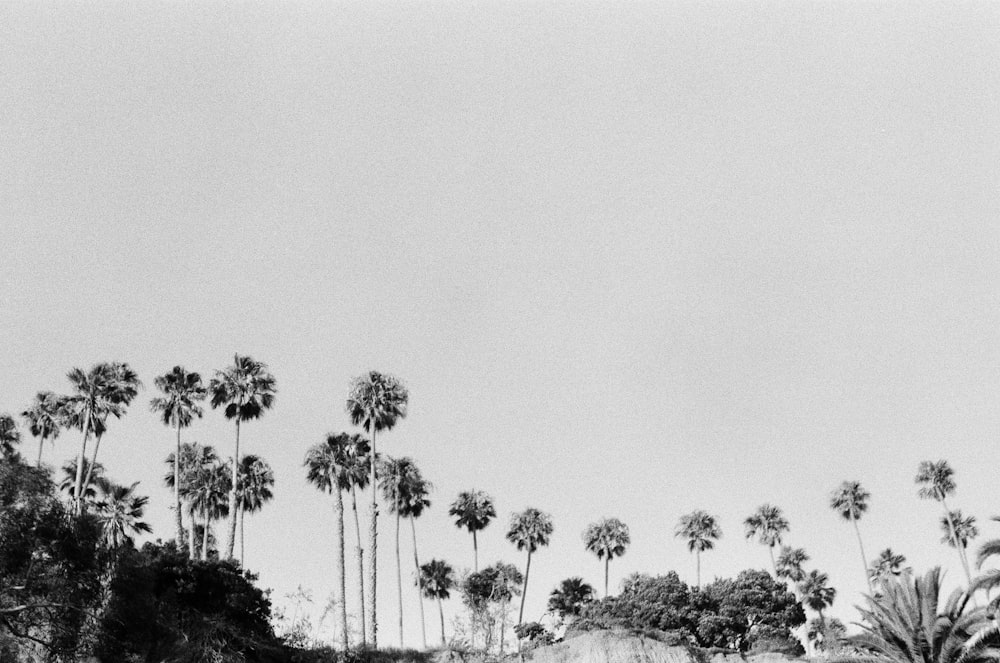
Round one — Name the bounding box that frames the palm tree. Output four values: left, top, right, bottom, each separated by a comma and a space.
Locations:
188, 457, 231, 560
830, 480, 875, 595
150, 366, 207, 545
401, 469, 432, 650
0, 414, 21, 459
799, 569, 836, 630
209, 354, 277, 560
744, 504, 789, 575
80, 362, 141, 501
304, 433, 353, 651
942, 510, 979, 554
547, 577, 595, 622
64, 364, 113, 512
506, 507, 554, 625
916, 460, 974, 587
59, 457, 105, 503
345, 434, 372, 646
582, 517, 630, 597
420, 559, 456, 646
675, 510, 721, 588
21, 392, 66, 466
776, 546, 810, 585
236, 454, 274, 567
869, 548, 910, 586
346, 370, 409, 650
449, 490, 496, 572
165, 441, 217, 558
93, 478, 153, 549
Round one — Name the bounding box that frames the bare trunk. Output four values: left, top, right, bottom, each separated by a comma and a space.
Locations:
187, 502, 196, 559
696, 551, 701, 589
225, 419, 240, 559
499, 599, 507, 654
941, 498, 974, 588
73, 410, 92, 514
240, 507, 246, 567
851, 515, 874, 595
396, 510, 403, 647
604, 557, 609, 597
175, 424, 184, 545
518, 551, 532, 625
82, 432, 104, 497
36, 436, 44, 466
768, 545, 777, 577
368, 425, 379, 649
351, 486, 367, 646
473, 530, 479, 572
202, 515, 210, 561
335, 487, 349, 651
411, 517, 427, 649
438, 597, 446, 646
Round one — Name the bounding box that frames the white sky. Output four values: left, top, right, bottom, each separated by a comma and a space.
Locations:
2, 0, 1000, 647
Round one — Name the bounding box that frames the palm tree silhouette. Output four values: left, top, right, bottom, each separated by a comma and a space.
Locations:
187, 455, 230, 560
236, 454, 274, 567
21, 392, 66, 466
419, 559, 456, 646
676, 510, 721, 588
506, 507, 554, 625
346, 370, 408, 650
917, 460, 974, 588
93, 478, 152, 549
830, 480, 874, 595
450, 489, 496, 572
401, 467, 432, 649
547, 577, 595, 622
344, 434, 372, 646
209, 354, 276, 560
164, 441, 216, 558
744, 504, 789, 576
798, 569, 836, 631
583, 517, 630, 597
869, 548, 909, 587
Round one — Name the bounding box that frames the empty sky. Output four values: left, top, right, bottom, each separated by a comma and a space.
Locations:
2, 0, 1000, 646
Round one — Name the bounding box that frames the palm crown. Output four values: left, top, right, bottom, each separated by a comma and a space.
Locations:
21, 392, 66, 462
676, 510, 722, 552
237, 454, 275, 513
346, 371, 409, 434
744, 504, 789, 546
941, 511, 978, 549
776, 546, 810, 582
209, 355, 276, 422
583, 517, 630, 560
450, 490, 496, 533
150, 366, 207, 428
305, 433, 356, 493
93, 478, 153, 549
420, 559, 456, 600
916, 460, 957, 501
506, 508, 554, 553
830, 480, 870, 521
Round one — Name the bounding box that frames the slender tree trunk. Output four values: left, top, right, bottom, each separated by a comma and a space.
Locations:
499, 599, 507, 654
473, 530, 479, 572
175, 423, 184, 545
351, 486, 367, 647
438, 597, 446, 646
696, 551, 701, 589
240, 507, 246, 567
225, 419, 241, 559
202, 515, 210, 561
335, 487, 349, 651
411, 517, 427, 649
941, 498, 974, 587
604, 557, 609, 597
82, 432, 104, 497
368, 425, 379, 650
36, 435, 44, 466
518, 551, 532, 625
850, 515, 874, 595
187, 503, 196, 559
396, 510, 403, 647
73, 410, 92, 514
768, 545, 777, 577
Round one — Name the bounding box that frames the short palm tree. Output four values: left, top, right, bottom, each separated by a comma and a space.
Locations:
165, 441, 217, 558
209, 354, 276, 560
236, 454, 274, 567
59, 457, 105, 503
344, 434, 372, 646
21, 392, 66, 466
799, 569, 836, 630
506, 507, 554, 625
0, 414, 21, 459
346, 370, 409, 650
744, 504, 789, 576
676, 510, 721, 588
869, 548, 910, 586
830, 480, 874, 595
304, 433, 354, 651
93, 478, 153, 549
150, 366, 207, 545
188, 457, 231, 560
583, 517, 630, 597
776, 546, 810, 585
420, 559, 456, 646
916, 460, 974, 587
547, 577, 595, 622
401, 469, 432, 649
449, 490, 496, 572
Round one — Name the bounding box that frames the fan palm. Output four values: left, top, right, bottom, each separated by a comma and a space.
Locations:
799, 569, 836, 629
676, 510, 721, 588
547, 577, 595, 621
346, 370, 409, 650
942, 511, 979, 552
744, 504, 789, 576
830, 480, 875, 595
0, 414, 21, 459
420, 559, 456, 646
93, 478, 152, 549
165, 441, 217, 558
21, 392, 66, 466
583, 517, 630, 597
869, 548, 910, 585
305, 433, 354, 651
209, 354, 276, 560
345, 434, 372, 646
449, 489, 496, 572
917, 460, 974, 588
506, 507, 554, 625
188, 457, 231, 560
400, 468, 432, 649
150, 366, 207, 545
236, 454, 274, 567
59, 457, 105, 503
776, 546, 810, 585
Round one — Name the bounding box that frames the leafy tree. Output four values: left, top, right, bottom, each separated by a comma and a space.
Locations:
676, 510, 721, 588
150, 366, 207, 545
869, 548, 910, 586
581, 571, 689, 632
547, 577, 595, 622
916, 460, 974, 588
420, 559, 456, 646
583, 517, 630, 597
693, 570, 805, 652
346, 370, 408, 650
209, 354, 277, 561
462, 562, 523, 653
830, 480, 874, 595
21, 392, 66, 466
450, 490, 496, 572
506, 507, 554, 625
744, 504, 789, 576
236, 454, 274, 566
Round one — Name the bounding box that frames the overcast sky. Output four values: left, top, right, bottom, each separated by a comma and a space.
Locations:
2, 0, 1000, 646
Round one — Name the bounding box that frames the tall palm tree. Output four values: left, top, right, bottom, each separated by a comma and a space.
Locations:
188, 457, 231, 560
799, 569, 836, 630
401, 469, 432, 650
830, 480, 874, 595
59, 457, 105, 504
744, 504, 789, 576
942, 510, 979, 555
776, 546, 810, 586
150, 366, 207, 545
869, 548, 910, 586
93, 478, 153, 549
0, 414, 21, 459
582, 517, 630, 597
506, 507, 554, 625
916, 460, 974, 587
419, 559, 456, 646
236, 454, 274, 567
346, 370, 409, 650
21, 392, 66, 466
165, 441, 217, 558
304, 433, 354, 651
209, 354, 277, 560
449, 490, 496, 572
676, 510, 721, 588
345, 434, 372, 646
80, 362, 141, 500
547, 577, 595, 622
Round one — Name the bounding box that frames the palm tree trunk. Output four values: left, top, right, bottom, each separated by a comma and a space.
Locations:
202, 515, 210, 561
851, 515, 874, 595
36, 435, 44, 466
604, 557, 609, 597
187, 503, 196, 559
499, 599, 507, 654
335, 486, 349, 651
473, 530, 479, 572
410, 517, 427, 649
768, 545, 777, 577
240, 507, 245, 567
696, 551, 701, 589
941, 498, 974, 587
82, 432, 104, 497
438, 596, 446, 646
368, 425, 379, 650
73, 410, 92, 514
396, 510, 403, 647
175, 424, 184, 545
518, 551, 532, 625
351, 486, 367, 647
225, 419, 240, 560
